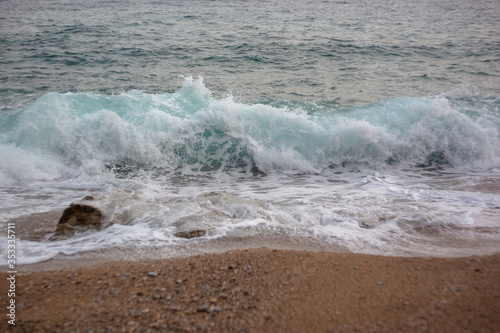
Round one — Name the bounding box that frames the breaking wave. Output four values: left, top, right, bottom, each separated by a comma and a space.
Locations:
1, 77, 499, 182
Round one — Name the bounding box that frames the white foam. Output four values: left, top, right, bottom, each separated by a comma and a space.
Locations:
1, 167, 499, 265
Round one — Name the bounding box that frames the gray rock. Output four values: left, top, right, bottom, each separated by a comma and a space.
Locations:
174, 229, 207, 239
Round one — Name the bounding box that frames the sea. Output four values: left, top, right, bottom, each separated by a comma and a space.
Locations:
1, 0, 499, 265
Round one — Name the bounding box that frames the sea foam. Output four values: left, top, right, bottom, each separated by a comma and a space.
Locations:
1, 77, 499, 184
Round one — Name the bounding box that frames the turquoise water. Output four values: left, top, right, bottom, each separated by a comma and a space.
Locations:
1, 79, 500, 182
1, 0, 499, 264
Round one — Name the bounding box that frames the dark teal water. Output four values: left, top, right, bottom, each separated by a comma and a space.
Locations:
1, 0, 499, 107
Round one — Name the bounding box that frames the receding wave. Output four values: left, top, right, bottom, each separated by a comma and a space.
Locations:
1, 77, 499, 182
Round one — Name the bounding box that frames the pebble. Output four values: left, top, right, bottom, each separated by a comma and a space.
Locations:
209, 305, 221, 313
149, 321, 167, 329
197, 304, 209, 312
148, 271, 158, 277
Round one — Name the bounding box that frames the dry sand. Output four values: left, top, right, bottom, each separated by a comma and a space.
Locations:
1, 249, 500, 332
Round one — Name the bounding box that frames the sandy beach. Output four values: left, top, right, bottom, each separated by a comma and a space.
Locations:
2, 249, 499, 332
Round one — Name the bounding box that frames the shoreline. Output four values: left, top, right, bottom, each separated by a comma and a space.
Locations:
7, 214, 500, 273
2, 248, 499, 332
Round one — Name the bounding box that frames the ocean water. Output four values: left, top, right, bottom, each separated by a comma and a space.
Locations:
1, 0, 499, 265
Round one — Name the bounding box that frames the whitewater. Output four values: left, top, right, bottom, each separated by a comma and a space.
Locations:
1, 77, 499, 264
1, 0, 499, 265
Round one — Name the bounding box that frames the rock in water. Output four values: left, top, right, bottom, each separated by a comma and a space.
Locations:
49, 190, 263, 241
50, 203, 112, 240
49, 189, 144, 240
174, 229, 207, 239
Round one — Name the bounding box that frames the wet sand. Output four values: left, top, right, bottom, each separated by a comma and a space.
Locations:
1, 249, 500, 332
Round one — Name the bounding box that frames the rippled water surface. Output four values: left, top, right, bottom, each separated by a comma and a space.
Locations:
2, 0, 499, 106
1, 0, 499, 264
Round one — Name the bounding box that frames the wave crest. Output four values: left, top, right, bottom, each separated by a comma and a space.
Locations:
1, 77, 499, 181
